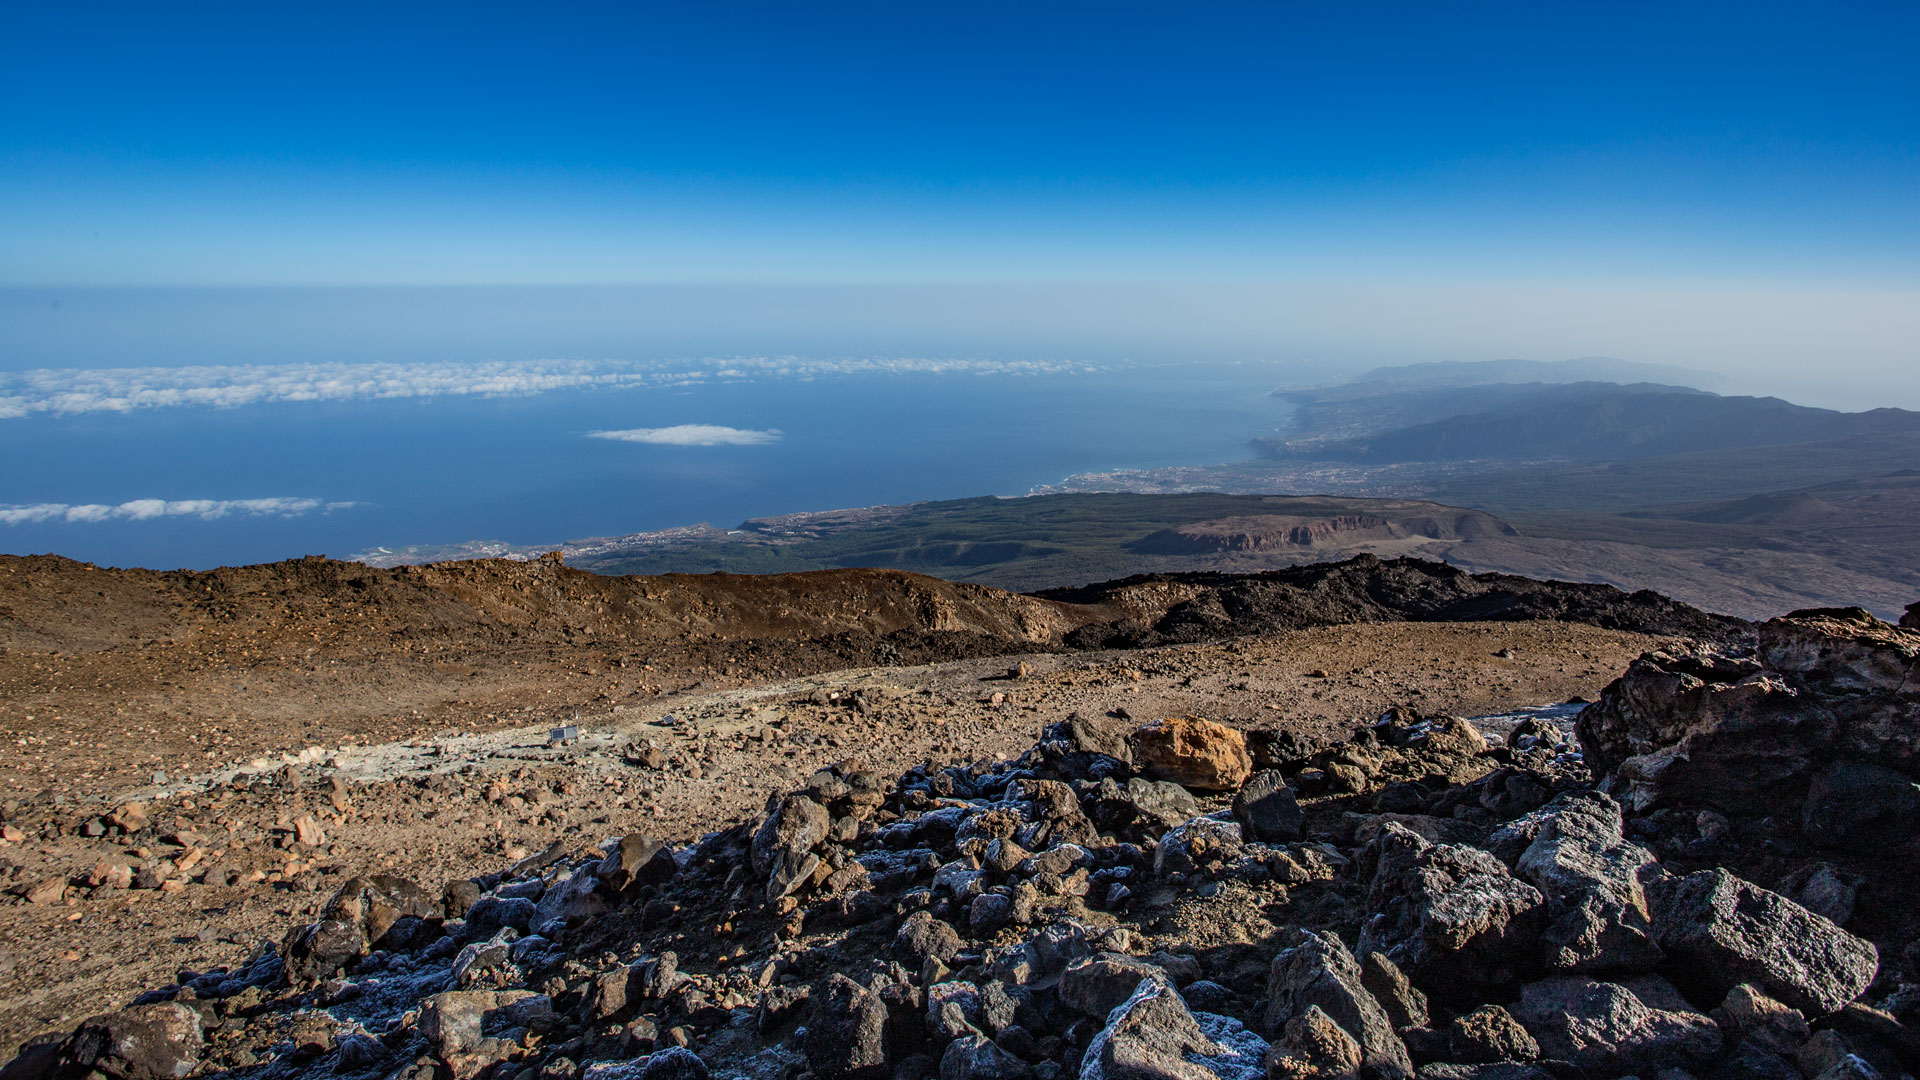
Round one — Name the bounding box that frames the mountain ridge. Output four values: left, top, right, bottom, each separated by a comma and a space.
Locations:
0, 550, 1739, 666
1260, 385, 1920, 464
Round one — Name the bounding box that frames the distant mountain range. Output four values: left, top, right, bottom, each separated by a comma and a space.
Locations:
1314, 356, 1727, 391
1260, 382, 1920, 464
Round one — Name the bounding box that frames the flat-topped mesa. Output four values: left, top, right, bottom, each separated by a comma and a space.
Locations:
1130, 509, 1515, 556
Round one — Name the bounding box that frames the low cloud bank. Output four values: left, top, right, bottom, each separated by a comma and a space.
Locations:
0, 497, 357, 525
587, 424, 783, 447
0, 357, 1102, 419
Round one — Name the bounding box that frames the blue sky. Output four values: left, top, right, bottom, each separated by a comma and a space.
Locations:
5, 3, 1917, 286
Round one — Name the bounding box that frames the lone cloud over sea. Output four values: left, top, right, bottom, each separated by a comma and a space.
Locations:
587, 424, 785, 447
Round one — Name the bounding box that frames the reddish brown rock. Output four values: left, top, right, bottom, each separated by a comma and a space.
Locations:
1130, 716, 1252, 791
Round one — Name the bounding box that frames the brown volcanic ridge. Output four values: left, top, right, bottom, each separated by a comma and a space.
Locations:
0, 551, 1737, 798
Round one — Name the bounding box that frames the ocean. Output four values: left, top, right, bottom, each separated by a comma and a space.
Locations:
0, 362, 1295, 570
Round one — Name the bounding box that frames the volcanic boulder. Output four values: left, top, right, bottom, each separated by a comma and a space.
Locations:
642, 1048, 712, 1080
1758, 606, 1920, 696
1060, 955, 1171, 1018
1508, 792, 1665, 974
1577, 610, 1920, 817
1647, 868, 1878, 1016
1080, 978, 1254, 1080
1446, 1005, 1538, 1064
1130, 717, 1253, 791
940, 1034, 1029, 1080
1266, 930, 1412, 1079
1266, 1006, 1362, 1080
1357, 823, 1545, 1003
1094, 778, 1200, 835
1359, 952, 1428, 1032
1030, 718, 1132, 782
1153, 818, 1244, 879
896, 911, 965, 969
753, 794, 831, 900
806, 974, 893, 1080
600, 834, 680, 893
282, 874, 442, 982
1574, 648, 1796, 810
58, 1003, 204, 1080
1507, 976, 1722, 1073
1800, 761, 1920, 852
1231, 771, 1304, 843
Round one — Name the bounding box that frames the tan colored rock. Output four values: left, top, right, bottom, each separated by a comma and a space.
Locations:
174, 848, 206, 876
1131, 716, 1252, 791
89, 861, 133, 890
293, 814, 325, 847
107, 802, 148, 833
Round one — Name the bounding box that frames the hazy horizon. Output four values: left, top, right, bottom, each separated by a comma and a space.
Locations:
4, 282, 1916, 413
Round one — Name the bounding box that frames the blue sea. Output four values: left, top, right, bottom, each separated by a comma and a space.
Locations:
0, 362, 1295, 570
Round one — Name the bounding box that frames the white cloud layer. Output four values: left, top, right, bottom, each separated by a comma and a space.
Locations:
0, 497, 356, 526
0, 357, 1101, 419
588, 424, 783, 447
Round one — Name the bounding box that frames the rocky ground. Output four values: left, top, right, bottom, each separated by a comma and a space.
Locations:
7, 603, 1919, 1080
1, 551, 1825, 1080
0, 616, 1657, 1056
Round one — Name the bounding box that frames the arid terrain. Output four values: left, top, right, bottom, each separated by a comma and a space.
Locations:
354, 362, 1920, 622
0, 552, 1721, 1055
362, 486, 1920, 622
